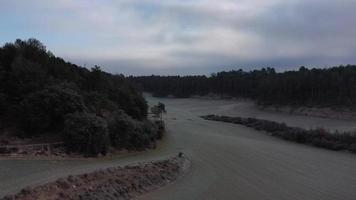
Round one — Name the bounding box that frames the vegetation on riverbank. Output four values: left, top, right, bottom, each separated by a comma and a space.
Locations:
0, 38, 164, 157
133, 66, 356, 108
1, 154, 190, 200
201, 115, 356, 153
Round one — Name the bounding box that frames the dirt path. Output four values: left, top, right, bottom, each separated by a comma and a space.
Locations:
1, 96, 356, 199
2, 156, 190, 200
0, 134, 177, 197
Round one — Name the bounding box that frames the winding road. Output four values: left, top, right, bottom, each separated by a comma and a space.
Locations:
1, 96, 356, 199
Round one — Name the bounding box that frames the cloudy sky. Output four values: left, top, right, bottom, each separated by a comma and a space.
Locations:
1, 0, 355, 75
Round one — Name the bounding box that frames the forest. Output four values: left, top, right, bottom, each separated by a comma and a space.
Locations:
0, 38, 163, 156
132, 66, 356, 108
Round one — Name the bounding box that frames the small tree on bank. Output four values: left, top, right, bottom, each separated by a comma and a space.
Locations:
150, 102, 166, 121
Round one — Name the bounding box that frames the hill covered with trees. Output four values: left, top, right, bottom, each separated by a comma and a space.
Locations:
132, 66, 356, 108
0, 38, 162, 156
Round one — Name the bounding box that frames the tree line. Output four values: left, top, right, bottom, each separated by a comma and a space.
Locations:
0, 38, 162, 156
132, 66, 356, 108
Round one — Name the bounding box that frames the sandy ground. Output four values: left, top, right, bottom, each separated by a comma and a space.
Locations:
139, 96, 356, 200
1, 96, 356, 199
2, 156, 190, 200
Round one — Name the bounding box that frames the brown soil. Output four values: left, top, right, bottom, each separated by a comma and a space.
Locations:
1, 155, 190, 200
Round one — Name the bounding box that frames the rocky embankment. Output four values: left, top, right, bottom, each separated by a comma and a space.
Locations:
1, 154, 190, 200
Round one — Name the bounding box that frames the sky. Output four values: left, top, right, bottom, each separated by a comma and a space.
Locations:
1, 0, 356, 75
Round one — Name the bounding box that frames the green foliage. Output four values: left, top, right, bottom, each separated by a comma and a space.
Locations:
150, 102, 166, 120
19, 83, 86, 135
63, 112, 109, 157
107, 110, 136, 149
6, 57, 48, 98
0, 38, 147, 130
133, 66, 356, 108
202, 115, 356, 153
107, 110, 160, 150
154, 120, 165, 139
0, 38, 147, 120
0, 38, 160, 156
83, 91, 118, 116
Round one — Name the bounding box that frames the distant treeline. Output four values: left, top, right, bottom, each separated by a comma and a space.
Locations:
132, 66, 356, 107
201, 115, 356, 153
0, 38, 162, 156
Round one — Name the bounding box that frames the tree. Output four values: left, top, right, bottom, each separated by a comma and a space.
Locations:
6, 56, 48, 98
150, 102, 166, 120
19, 83, 87, 135
63, 112, 109, 157
107, 110, 136, 149
107, 110, 159, 150
132, 66, 356, 108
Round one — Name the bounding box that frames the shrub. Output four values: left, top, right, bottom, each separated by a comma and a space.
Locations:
19, 83, 86, 135
155, 120, 165, 139
63, 112, 109, 157
108, 110, 161, 150
7, 56, 48, 97
127, 124, 150, 150
107, 110, 136, 150
201, 115, 356, 153
83, 91, 118, 116
142, 120, 159, 140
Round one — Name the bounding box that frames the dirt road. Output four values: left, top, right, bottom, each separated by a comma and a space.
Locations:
1, 96, 356, 199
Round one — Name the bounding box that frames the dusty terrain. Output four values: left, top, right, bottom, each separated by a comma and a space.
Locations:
1, 96, 356, 199
1, 155, 190, 200
140, 96, 356, 200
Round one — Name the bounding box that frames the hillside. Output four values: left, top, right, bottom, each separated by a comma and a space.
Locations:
0, 38, 162, 157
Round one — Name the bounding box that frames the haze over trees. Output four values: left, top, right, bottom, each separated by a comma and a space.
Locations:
0, 38, 161, 156
132, 66, 356, 108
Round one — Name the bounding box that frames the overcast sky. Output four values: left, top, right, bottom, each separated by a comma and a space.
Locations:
1, 0, 356, 75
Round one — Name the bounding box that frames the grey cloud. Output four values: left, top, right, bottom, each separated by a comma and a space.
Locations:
2, 0, 355, 75
249, 1, 356, 39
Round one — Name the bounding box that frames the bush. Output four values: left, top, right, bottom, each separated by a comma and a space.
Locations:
201, 115, 356, 153
83, 91, 118, 116
154, 120, 165, 139
141, 120, 160, 144
63, 112, 109, 157
108, 110, 161, 150
107, 110, 136, 150
7, 56, 48, 98
128, 124, 150, 150
19, 83, 86, 135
